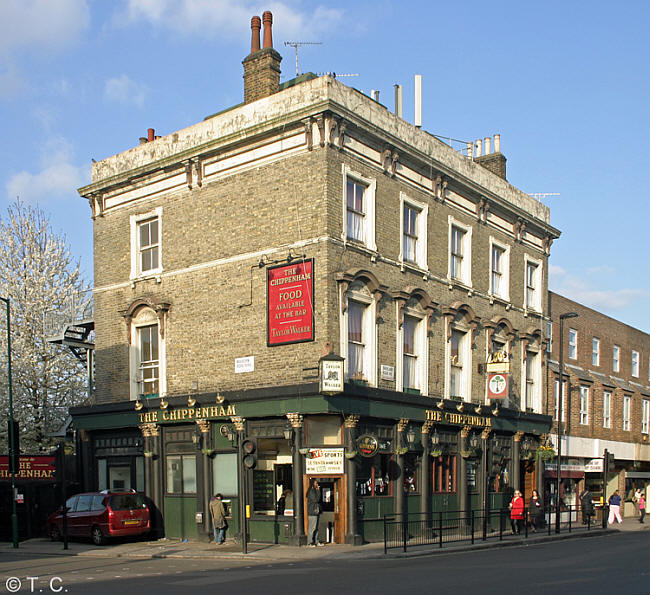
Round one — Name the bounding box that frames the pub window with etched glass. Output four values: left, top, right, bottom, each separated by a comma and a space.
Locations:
432, 455, 456, 493
166, 454, 196, 494
356, 454, 393, 497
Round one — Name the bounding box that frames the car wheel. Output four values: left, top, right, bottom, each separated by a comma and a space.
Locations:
49, 525, 62, 542
91, 526, 105, 546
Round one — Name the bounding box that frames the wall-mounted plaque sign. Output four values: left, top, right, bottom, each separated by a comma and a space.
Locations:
487, 372, 508, 399
267, 259, 314, 346
305, 448, 344, 474
357, 434, 379, 458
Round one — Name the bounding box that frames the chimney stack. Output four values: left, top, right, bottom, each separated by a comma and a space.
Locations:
243, 11, 282, 104
474, 133, 507, 180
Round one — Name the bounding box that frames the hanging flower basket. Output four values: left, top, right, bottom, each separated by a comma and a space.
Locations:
430, 448, 444, 457
143, 451, 155, 458
537, 447, 556, 461
395, 446, 408, 455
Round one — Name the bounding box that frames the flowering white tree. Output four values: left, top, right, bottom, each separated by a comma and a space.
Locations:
0, 201, 90, 452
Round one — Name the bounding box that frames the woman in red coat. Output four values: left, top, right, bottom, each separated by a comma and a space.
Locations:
509, 490, 525, 535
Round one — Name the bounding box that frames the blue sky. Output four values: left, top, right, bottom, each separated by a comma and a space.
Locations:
2, 0, 649, 332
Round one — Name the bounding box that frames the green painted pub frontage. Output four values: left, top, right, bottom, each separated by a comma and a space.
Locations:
70, 383, 551, 545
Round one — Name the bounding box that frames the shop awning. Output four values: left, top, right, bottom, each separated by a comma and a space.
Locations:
544, 470, 585, 479
626, 471, 650, 479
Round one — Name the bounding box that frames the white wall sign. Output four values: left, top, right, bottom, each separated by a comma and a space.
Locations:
320, 360, 344, 394
235, 356, 254, 373
381, 365, 395, 381
305, 448, 344, 474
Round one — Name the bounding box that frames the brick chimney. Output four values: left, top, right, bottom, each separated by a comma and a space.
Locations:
474, 134, 507, 180
243, 11, 282, 103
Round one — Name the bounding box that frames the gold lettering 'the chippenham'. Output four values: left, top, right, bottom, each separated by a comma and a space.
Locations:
425, 410, 491, 427
140, 405, 236, 424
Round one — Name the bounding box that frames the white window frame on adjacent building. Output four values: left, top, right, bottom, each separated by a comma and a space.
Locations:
568, 328, 578, 360
579, 385, 589, 425
129, 308, 166, 401
554, 379, 566, 422
342, 165, 376, 251
399, 193, 428, 270
130, 207, 163, 280
642, 400, 650, 435
632, 350, 640, 378
603, 391, 611, 429
623, 395, 631, 431
523, 255, 542, 312
489, 237, 510, 301
546, 321, 553, 353
592, 338, 600, 367
340, 282, 377, 387
447, 217, 472, 287
447, 328, 471, 401
397, 309, 429, 395
613, 345, 620, 373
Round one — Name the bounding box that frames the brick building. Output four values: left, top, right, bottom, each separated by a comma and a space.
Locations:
71, 12, 560, 544
546, 291, 650, 515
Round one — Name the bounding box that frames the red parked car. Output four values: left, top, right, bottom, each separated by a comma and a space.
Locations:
46, 490, 150, 545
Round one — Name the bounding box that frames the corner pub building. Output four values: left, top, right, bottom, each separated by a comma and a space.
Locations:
71, 12, 560, 545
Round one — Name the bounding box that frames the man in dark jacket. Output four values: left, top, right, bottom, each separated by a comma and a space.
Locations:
580, 488, 594, 524
306, 478, 323, 546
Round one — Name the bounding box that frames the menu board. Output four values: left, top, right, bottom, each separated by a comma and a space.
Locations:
252, 470, 275, 511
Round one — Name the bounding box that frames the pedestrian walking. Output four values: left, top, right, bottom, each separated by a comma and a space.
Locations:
608, 490, 623, 524
509, 490, 525, 535
306, 478, 324, 547
633, 488, 642, 517
528, 489, 544, 532
579, 488, 595, 524
639, 493, 646, 524
209, 493, 227, 544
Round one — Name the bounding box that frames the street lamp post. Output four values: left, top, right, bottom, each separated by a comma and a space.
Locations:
556, 311, 578, 534
1, 296, 18, 548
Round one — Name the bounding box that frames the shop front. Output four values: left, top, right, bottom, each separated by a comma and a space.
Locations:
71, 383, 551, 545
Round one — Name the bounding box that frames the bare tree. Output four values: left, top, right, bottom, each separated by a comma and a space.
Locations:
0, 201, 89, 452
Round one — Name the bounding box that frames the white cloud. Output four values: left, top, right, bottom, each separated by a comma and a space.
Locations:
104, 75, 148, 108
0, 0, 90, 55
117, 0, 343, 41
0, 60, 25, 99
550, 266, 650, 311
5, 137, 88, 204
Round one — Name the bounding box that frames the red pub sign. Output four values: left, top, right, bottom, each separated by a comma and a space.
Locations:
0, 456, 56, 481
267, 259, 314, 346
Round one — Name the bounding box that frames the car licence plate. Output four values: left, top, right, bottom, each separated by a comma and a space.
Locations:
123, 519, 140, 526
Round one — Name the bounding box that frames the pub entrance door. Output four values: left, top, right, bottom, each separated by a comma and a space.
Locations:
303, 476, 346, 543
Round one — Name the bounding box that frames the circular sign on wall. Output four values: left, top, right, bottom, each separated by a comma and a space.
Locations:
488, 373, 508, 399
356, 434, 379, 458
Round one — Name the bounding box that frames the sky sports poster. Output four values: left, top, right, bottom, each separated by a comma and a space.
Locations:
267, 259, 314, 346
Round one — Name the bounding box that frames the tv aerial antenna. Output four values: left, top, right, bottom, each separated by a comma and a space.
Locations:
529, 193, 560, 200
284, 41, 322, 76
318, 72, 360, 79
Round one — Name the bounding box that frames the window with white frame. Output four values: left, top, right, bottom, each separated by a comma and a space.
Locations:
592, 338, 600, 367
554, 379, 566, 422
603, 391, 611, 429
579, 386, 589, 425
568, 328, 578, 360
524, 257, 542, 311
546, 321, 553, 353
524, 350, 540, 412
489, 239, 509, 300
623, 395, 631, 431
130, 208, 163, 279
448, 219, 472, 285
341, 281, 376, 386
401, 313, 428, 394
613, 345, 620, 373
342, 165, 376, 250
400, 194, 428, 269
129, 307, 166, 401
648, 357, 650, 381
632, 350, 640, 377
642, 400, 650, 434
449, 329, 470, 401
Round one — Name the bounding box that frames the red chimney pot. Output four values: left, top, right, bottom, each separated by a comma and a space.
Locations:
147, 128, 155, 142
262, 11, 273, 49
251, 16, 261, 52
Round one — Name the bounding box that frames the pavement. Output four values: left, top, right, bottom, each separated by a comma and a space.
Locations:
3, 519, 648, 563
